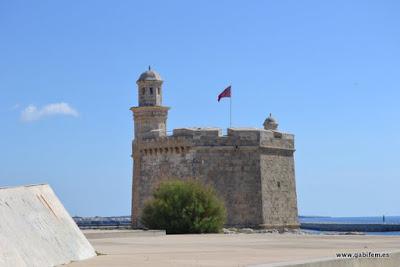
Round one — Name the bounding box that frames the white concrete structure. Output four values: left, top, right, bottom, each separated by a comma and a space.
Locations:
0, 184, 96, 267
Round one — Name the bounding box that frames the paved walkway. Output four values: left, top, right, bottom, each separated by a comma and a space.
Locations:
67, 230, 400, 267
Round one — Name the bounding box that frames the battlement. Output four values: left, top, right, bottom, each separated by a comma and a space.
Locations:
134, 127, 294, 156
227, 127, 261, 141
259, 130, 294, 151
173, 127, 222, 138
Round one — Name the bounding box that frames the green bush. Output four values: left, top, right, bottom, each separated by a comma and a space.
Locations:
141, 179, 226, 234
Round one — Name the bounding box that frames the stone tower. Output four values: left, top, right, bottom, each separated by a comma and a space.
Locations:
130, 67, 170, 226
131, 67, 170, 140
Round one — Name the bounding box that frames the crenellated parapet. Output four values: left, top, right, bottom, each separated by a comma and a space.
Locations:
259, 130, 295, 153
135, 126, 295, 153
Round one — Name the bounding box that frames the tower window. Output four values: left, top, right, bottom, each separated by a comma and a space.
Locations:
149, 87, 153, 95
142, 88, 145, 95
157, 88, 160, 94
277, 181, 281, 188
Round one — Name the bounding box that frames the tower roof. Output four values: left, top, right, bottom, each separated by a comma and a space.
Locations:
264, 113, 277, 124
263, 113, 278, 130
137, 66, 162, 82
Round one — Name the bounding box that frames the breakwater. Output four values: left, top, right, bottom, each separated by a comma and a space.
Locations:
301, 222, 400, 232
73, 216, 131, 229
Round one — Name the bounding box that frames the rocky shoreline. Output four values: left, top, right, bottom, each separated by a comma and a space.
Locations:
222, 227, 365, 235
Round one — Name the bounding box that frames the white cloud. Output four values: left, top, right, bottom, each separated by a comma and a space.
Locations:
21, 102, 79, 122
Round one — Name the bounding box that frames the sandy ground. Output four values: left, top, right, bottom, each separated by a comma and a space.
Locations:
67, 230, 400, 267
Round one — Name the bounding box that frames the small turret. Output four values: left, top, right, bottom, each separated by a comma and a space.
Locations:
131, 67, 169, 140
263, 113, 278, 130
136, 66, 163, 107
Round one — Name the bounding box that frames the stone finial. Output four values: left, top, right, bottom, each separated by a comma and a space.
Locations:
263, 113, 278, 130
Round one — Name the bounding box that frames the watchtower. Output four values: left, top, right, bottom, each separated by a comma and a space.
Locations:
130, 67, 170, 140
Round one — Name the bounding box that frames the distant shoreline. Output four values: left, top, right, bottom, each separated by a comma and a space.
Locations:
73, 215, 400, 234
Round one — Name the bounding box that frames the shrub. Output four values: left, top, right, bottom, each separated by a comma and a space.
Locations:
141, 179, 226, 234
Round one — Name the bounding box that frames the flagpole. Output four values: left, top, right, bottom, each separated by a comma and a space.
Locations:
229, 86, 232, 128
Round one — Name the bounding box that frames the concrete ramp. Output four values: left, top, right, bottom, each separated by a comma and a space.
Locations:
0, 184, 96, 267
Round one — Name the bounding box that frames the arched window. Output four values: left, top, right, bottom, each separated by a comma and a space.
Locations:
142, 88, 145, 95
149, 87, 153, 95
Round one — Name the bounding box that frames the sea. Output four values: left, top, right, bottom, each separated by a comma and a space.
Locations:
300, 216, 400, 236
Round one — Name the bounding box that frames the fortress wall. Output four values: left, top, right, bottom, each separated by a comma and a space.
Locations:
260, 147, 299, 228
133, 127, 298, 228
259, 129, 299, 228
133, 129, 264, 227
188, 128, 264, 226
136, 144, 263, 227
133, 139, 195, 226
192, 146, 263, 227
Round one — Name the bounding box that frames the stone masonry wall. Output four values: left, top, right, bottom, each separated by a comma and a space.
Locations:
132, 127, 298, 228
192, 146, 263, 227
259, 131, 299, 228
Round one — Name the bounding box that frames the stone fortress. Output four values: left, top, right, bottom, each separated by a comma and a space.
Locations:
131, 67, 299, 229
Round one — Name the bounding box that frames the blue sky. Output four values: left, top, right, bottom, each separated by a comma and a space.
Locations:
1, 0, 399, 217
